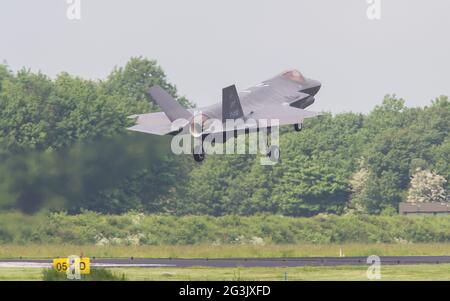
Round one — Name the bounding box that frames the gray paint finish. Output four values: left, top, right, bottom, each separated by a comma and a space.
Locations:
128, 70, 321, 136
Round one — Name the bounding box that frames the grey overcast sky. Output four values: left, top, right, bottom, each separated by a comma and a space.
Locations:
1, 0, 449, 113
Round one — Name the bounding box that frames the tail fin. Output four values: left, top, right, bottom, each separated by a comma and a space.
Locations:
148, 86, 192, 122
222, 85, 244, 122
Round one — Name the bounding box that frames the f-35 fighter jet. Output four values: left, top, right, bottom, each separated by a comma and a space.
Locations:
128, 70, 321, 162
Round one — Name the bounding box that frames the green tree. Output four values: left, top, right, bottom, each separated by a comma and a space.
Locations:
406, 169, 447, 203
102, 56, 194, 115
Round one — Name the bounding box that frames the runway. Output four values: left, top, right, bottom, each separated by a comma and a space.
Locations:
1, 256, 450, 268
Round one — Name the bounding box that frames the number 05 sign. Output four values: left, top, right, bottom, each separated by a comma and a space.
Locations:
53, 257, 90, 275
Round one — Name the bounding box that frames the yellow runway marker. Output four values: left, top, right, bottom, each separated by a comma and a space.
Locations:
53, 257, 90, 274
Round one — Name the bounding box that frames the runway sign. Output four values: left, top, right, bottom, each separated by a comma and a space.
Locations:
53, 257, 90, 274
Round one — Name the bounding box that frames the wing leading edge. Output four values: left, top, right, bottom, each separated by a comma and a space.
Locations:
249, 104, 321, 127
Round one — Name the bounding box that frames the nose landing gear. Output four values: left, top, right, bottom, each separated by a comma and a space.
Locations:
294, 123, 303, 132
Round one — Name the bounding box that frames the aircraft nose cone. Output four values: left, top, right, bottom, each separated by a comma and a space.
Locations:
312, 80, 321, 94
302, 79, 321, 96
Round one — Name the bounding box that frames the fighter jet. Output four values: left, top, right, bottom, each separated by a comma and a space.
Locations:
127, 70, 321, 162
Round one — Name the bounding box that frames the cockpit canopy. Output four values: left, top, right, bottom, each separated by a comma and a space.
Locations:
281, 69, 306, 84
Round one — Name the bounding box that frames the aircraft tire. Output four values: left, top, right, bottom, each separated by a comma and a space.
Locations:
294, 123, 303, 132
193, 145, 205, 162
193, 153, 205, 162
267, 145, 280, 162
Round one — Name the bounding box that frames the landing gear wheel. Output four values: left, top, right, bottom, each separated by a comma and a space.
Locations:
193, 145, 205, 162
294, 123, 303, 132
267, 145, 280, 162
193, 153, 205, 162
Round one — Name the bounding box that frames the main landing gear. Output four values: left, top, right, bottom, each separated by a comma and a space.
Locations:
294, 123, 303, 132
265, 126, 280, 162
191, 127, 282, 163
193, 144, 205, 163
266, 145, 280, 162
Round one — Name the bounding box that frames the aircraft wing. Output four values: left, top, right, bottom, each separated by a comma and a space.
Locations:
249, 104, 321, 126
127, 112, 188, 136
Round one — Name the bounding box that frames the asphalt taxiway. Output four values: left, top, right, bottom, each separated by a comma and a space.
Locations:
1, 256, 450, 268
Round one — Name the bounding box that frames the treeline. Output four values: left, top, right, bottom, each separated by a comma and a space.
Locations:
0, 57, 449, 216
1, 212, 450, 245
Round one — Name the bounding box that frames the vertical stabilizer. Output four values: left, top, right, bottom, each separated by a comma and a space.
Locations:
222, 85, 244, 122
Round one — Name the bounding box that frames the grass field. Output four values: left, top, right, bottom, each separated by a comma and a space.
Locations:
1, 243, 449, 281
1, 264, 450, 281
1, 243, 450, 259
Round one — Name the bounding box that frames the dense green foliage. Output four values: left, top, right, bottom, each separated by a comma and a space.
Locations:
182, 96, 450, 216
0, 58, 448, 216
0, 212, 450, 245
0, 58, 193, 214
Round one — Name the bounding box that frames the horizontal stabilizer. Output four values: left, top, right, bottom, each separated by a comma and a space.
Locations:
127, 112, 188, 136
